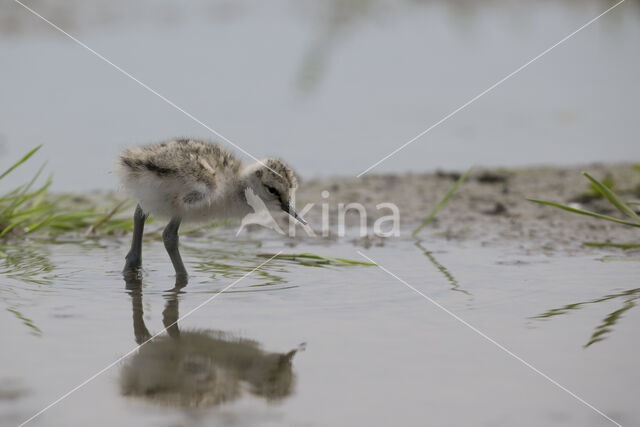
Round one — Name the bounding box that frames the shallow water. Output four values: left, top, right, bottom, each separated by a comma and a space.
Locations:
1, 231, 638, 426
1, 0, 640, 190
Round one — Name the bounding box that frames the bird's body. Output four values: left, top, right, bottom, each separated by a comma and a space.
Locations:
117, 138, 304, 280
117, 139, 247, 222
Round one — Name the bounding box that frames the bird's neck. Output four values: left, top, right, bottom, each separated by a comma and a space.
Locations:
221, 177, 252, 217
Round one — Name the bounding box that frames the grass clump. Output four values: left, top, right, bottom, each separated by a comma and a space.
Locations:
0, 145, 67, 238
529, 171, 640, 249
530, 172, 640, 228
0, 146, 135, 239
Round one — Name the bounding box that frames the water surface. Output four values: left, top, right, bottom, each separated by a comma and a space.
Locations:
1, 234, 638, 426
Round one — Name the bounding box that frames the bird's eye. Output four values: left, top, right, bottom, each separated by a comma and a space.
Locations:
266, 186, 279, 196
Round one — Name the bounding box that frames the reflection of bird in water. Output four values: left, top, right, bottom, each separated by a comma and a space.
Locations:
122, 277, 299, 407
116, 139, 306, 281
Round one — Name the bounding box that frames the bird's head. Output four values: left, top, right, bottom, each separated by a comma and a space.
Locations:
242, 158, 306, 224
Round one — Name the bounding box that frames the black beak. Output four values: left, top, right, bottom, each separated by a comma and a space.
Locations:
281, 200, 307, 225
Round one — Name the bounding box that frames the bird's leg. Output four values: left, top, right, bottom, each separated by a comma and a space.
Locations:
124, 275, 152, 345
163, 216, 188, 280
123, 204, 147, 275
162, 289, 181, 338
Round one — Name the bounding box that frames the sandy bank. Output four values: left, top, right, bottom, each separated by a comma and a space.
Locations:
292, 164, 640, 253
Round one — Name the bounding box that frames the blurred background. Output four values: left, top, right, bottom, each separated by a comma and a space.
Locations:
1, 0, 639, 191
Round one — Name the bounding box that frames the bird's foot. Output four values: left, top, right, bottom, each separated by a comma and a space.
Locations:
123, 253, 143, 276
123, 252, 142, 273
174, 272, 189, 288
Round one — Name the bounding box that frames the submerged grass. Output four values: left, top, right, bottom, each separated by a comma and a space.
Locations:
533, 287, 640, 348
583, 242, 640, 250
414, 241, 470, 296
598, 256, 640, 263
411, 168, 473, 295
258, 252, 375, 266
6, 306, 42, 336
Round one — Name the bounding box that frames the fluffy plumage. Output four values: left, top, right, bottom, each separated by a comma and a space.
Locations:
116, 138, 298, 223
118, 138, 303, 279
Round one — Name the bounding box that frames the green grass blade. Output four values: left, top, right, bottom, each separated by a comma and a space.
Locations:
528, 199, 640, 228
412, 167, 473, 238
23, 217, 54, 234
0, 219, 27, 238
258, 252, 375, 266
19, 162, 47, 196
0, 187, 35, 203
599, 256, 640, 262
583, 172, 640, 224
85, 200, 129, 235
99, 218, 135, 233
49, 210, 97, 220
8, 203, 55, 219
414, 240, 470, 296
0, 177, 52, 219
310, 253, 376, 265
584, 242, 640, 250
0, 145, 42, 181
31, 189, 47, 208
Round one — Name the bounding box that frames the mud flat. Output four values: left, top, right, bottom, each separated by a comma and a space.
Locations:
292, 163, 640, 253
